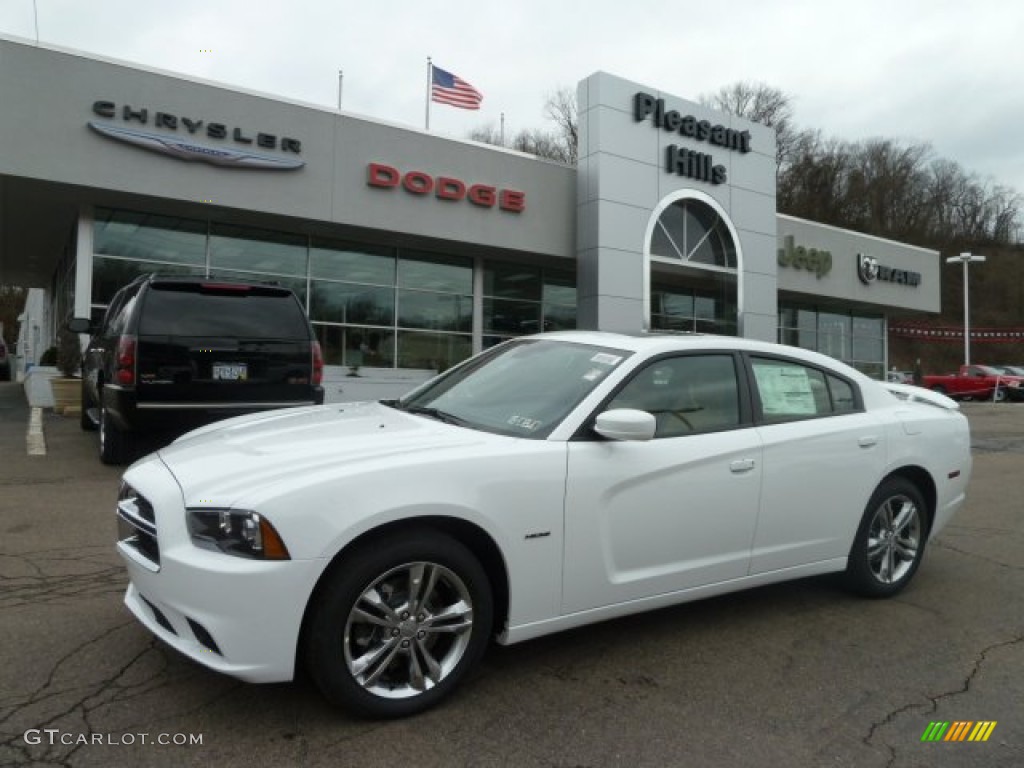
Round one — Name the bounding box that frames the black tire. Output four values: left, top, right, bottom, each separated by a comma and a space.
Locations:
305, 529, 493, 718
930, 385, 946, 395
80, 379, 97, 431
99, 402, 130, 465
846, 477, 929, 597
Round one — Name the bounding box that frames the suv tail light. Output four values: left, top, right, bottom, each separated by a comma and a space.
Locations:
312, 341, 324, 386
115, 335, 137, 387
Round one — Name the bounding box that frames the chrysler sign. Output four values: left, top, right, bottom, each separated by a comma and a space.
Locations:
89, 101, 304, 169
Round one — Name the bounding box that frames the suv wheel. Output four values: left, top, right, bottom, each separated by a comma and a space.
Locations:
99, 403, 130, 465
80, 379, 98, 431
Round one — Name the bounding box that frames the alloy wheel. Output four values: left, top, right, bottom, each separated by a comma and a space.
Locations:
343, 561, 474, 699
866, 494, 922, 584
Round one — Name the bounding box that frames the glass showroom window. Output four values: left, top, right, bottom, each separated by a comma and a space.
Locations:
92, 208, 208, 309
851, 315, 885, 380
92, 258, 203, 306
482, 261, 577, 348
208, 223, 309, 304
650, 273, 738, 335
778, 306, 818, 351
397, 251, 473, 372
484, 260, 541, 344
542, 268, 577, 333
310, 239, 397, 368
777, 304, 885, 378
818, 312, 851, 363
94, 208, 207, 266
90, 208, 564, 375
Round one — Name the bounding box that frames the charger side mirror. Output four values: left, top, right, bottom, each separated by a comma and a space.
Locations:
594, 408, 656, 441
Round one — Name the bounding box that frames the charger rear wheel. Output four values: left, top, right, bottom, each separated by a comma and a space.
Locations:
846, 478, 928, 597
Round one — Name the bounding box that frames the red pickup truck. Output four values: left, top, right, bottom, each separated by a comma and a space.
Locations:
923, 365, 1024, 401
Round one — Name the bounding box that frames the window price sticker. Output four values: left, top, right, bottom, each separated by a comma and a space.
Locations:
754, 365, 815, 415
507, 415, 542, 431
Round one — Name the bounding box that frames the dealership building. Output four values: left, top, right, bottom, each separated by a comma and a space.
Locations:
0, 34, 941, 393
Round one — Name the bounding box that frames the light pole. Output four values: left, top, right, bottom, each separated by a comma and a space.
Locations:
945, 252, 986, 366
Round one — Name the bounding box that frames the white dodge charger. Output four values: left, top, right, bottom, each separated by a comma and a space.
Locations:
115, 332, 972, 717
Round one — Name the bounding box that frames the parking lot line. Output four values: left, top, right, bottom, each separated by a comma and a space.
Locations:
26, 406, 46, 455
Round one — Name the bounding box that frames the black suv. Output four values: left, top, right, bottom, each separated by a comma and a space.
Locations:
70, 275, 324, 464
0, 335, 10, 381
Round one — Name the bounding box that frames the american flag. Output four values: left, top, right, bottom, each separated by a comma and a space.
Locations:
431, 65, 483, 110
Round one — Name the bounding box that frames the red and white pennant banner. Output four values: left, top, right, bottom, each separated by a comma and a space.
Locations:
891, 325, 1024, 343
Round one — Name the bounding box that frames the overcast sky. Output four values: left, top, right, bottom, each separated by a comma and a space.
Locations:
2, 0, 1022, 195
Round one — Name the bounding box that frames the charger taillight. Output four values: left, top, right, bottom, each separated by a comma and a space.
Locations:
115, 335, 137, 386
312, 341, 324, 386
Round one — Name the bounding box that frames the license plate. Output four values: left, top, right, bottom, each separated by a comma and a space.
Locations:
212, 363, 247, 381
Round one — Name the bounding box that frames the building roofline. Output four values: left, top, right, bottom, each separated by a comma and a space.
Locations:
0, 31, 571, 168
776, 213, 940, 256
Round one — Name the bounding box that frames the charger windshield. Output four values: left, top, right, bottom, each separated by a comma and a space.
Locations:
395, 339, 632, 438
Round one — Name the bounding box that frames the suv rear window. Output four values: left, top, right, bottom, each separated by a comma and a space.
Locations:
138, 283, 310, 338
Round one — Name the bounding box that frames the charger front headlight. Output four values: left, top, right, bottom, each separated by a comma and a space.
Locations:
186, 509, 290, 560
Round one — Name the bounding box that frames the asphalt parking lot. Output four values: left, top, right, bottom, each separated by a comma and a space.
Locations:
0, 382, 1021, 768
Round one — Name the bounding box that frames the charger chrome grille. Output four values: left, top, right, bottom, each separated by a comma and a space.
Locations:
117, 482, 160, 569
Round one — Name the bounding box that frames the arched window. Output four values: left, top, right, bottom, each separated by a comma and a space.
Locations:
650, 198, 737, 269
645, 193, 741, 336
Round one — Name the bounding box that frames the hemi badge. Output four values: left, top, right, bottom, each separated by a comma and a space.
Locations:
524, 531, 551, 540
948, 470, 961, 479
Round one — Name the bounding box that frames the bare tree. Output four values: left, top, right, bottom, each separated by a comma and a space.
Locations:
989, 185, 1022, 243
467, 87, 578, 165
543, 87, 577, 166
511, 128, 572, 164
846, 139, 932, 237
467, 123, 505, 147
699, 81, 799, 172
778, 130, 1021, 246
700, 81, 793, 127
777, 130, 854, 226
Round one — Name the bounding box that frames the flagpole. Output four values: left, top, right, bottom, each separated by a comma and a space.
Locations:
337, 70, 343, 109
425, 57, 432, 131
500, 113, 505, 146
